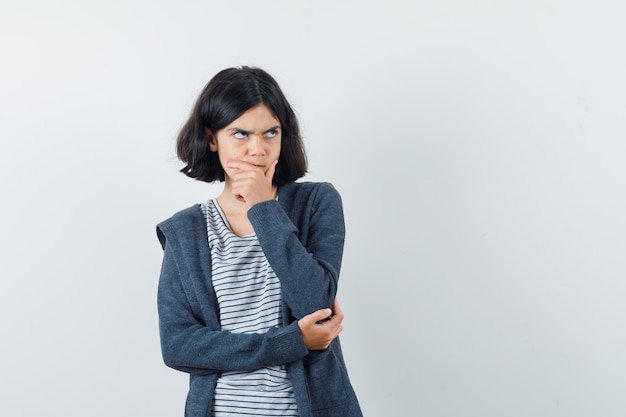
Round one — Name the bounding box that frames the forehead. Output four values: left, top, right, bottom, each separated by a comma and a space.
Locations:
226, 104, 280, 129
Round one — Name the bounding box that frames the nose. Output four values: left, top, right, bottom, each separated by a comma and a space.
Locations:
248, 135, 265, 157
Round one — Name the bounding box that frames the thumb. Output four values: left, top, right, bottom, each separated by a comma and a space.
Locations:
265, 159, 278, 181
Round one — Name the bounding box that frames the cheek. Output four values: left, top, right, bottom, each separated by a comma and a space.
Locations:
273, 140, 282, 157
216, 147, 238, 165
216, 155, 233, 175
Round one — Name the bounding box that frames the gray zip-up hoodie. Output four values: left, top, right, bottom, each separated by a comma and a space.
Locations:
157, 181, 363, 417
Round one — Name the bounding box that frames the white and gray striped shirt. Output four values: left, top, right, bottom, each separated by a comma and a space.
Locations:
201, 199, 299, 416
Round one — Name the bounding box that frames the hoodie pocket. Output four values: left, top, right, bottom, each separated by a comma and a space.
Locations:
303, 348, 348, 412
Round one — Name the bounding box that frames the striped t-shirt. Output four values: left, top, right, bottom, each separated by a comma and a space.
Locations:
201, 199, 299, 416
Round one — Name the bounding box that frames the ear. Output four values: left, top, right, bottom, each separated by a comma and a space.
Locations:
205, 128, 218, 152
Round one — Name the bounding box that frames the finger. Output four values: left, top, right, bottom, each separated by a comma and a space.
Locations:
230, 171, 261, 183
226, 160, 263, 171
302, 308, 332, 326
265, 159, 278, 181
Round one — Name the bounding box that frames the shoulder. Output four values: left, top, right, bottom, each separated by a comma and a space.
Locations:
279, 181, 342, 203
277, 181, 344, 222
156, 204, 205, 249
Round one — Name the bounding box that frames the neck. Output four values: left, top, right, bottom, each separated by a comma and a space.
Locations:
216, 190, 248, 214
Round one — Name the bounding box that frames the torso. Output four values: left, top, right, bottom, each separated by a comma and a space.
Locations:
201, 199, 298, 416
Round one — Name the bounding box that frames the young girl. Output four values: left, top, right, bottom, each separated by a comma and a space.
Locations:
156, 67, 363, 417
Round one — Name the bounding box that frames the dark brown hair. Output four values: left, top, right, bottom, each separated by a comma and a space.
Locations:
176, 66, 307, 185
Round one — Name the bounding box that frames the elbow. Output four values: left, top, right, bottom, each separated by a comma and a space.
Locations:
308, 277, 338, 313
161, 343, 179, 369
159, 328, 187, 369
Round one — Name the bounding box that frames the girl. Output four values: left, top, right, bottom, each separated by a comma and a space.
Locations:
157, 66, 362, 417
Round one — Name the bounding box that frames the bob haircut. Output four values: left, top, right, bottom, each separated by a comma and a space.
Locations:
176, 66, 307, 185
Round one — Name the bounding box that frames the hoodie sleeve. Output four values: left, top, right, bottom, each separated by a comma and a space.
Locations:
156, 212, 309, 375
247, 183, 345, 319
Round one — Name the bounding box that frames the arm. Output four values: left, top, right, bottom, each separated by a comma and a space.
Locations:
247, 183, 345, 318
157, 226, 310, 375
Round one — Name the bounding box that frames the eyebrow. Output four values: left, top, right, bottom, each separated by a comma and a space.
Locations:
227, 125, 281, 134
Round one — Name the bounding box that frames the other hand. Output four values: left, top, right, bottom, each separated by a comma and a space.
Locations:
298, 299, 344, 350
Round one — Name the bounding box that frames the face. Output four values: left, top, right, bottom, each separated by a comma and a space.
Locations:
208, 104, 282, 182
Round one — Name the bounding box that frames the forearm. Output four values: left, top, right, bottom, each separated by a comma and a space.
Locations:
158, 312, 308, 375
157, 239, 309, 375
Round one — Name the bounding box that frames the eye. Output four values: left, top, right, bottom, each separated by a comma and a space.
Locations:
265, 129, 278, 138
233, 130, 248, 139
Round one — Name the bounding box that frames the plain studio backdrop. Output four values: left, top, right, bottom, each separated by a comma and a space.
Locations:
1, 1, 625, 416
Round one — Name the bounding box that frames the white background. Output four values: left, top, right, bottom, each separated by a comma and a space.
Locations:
1, 1, 625, 416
